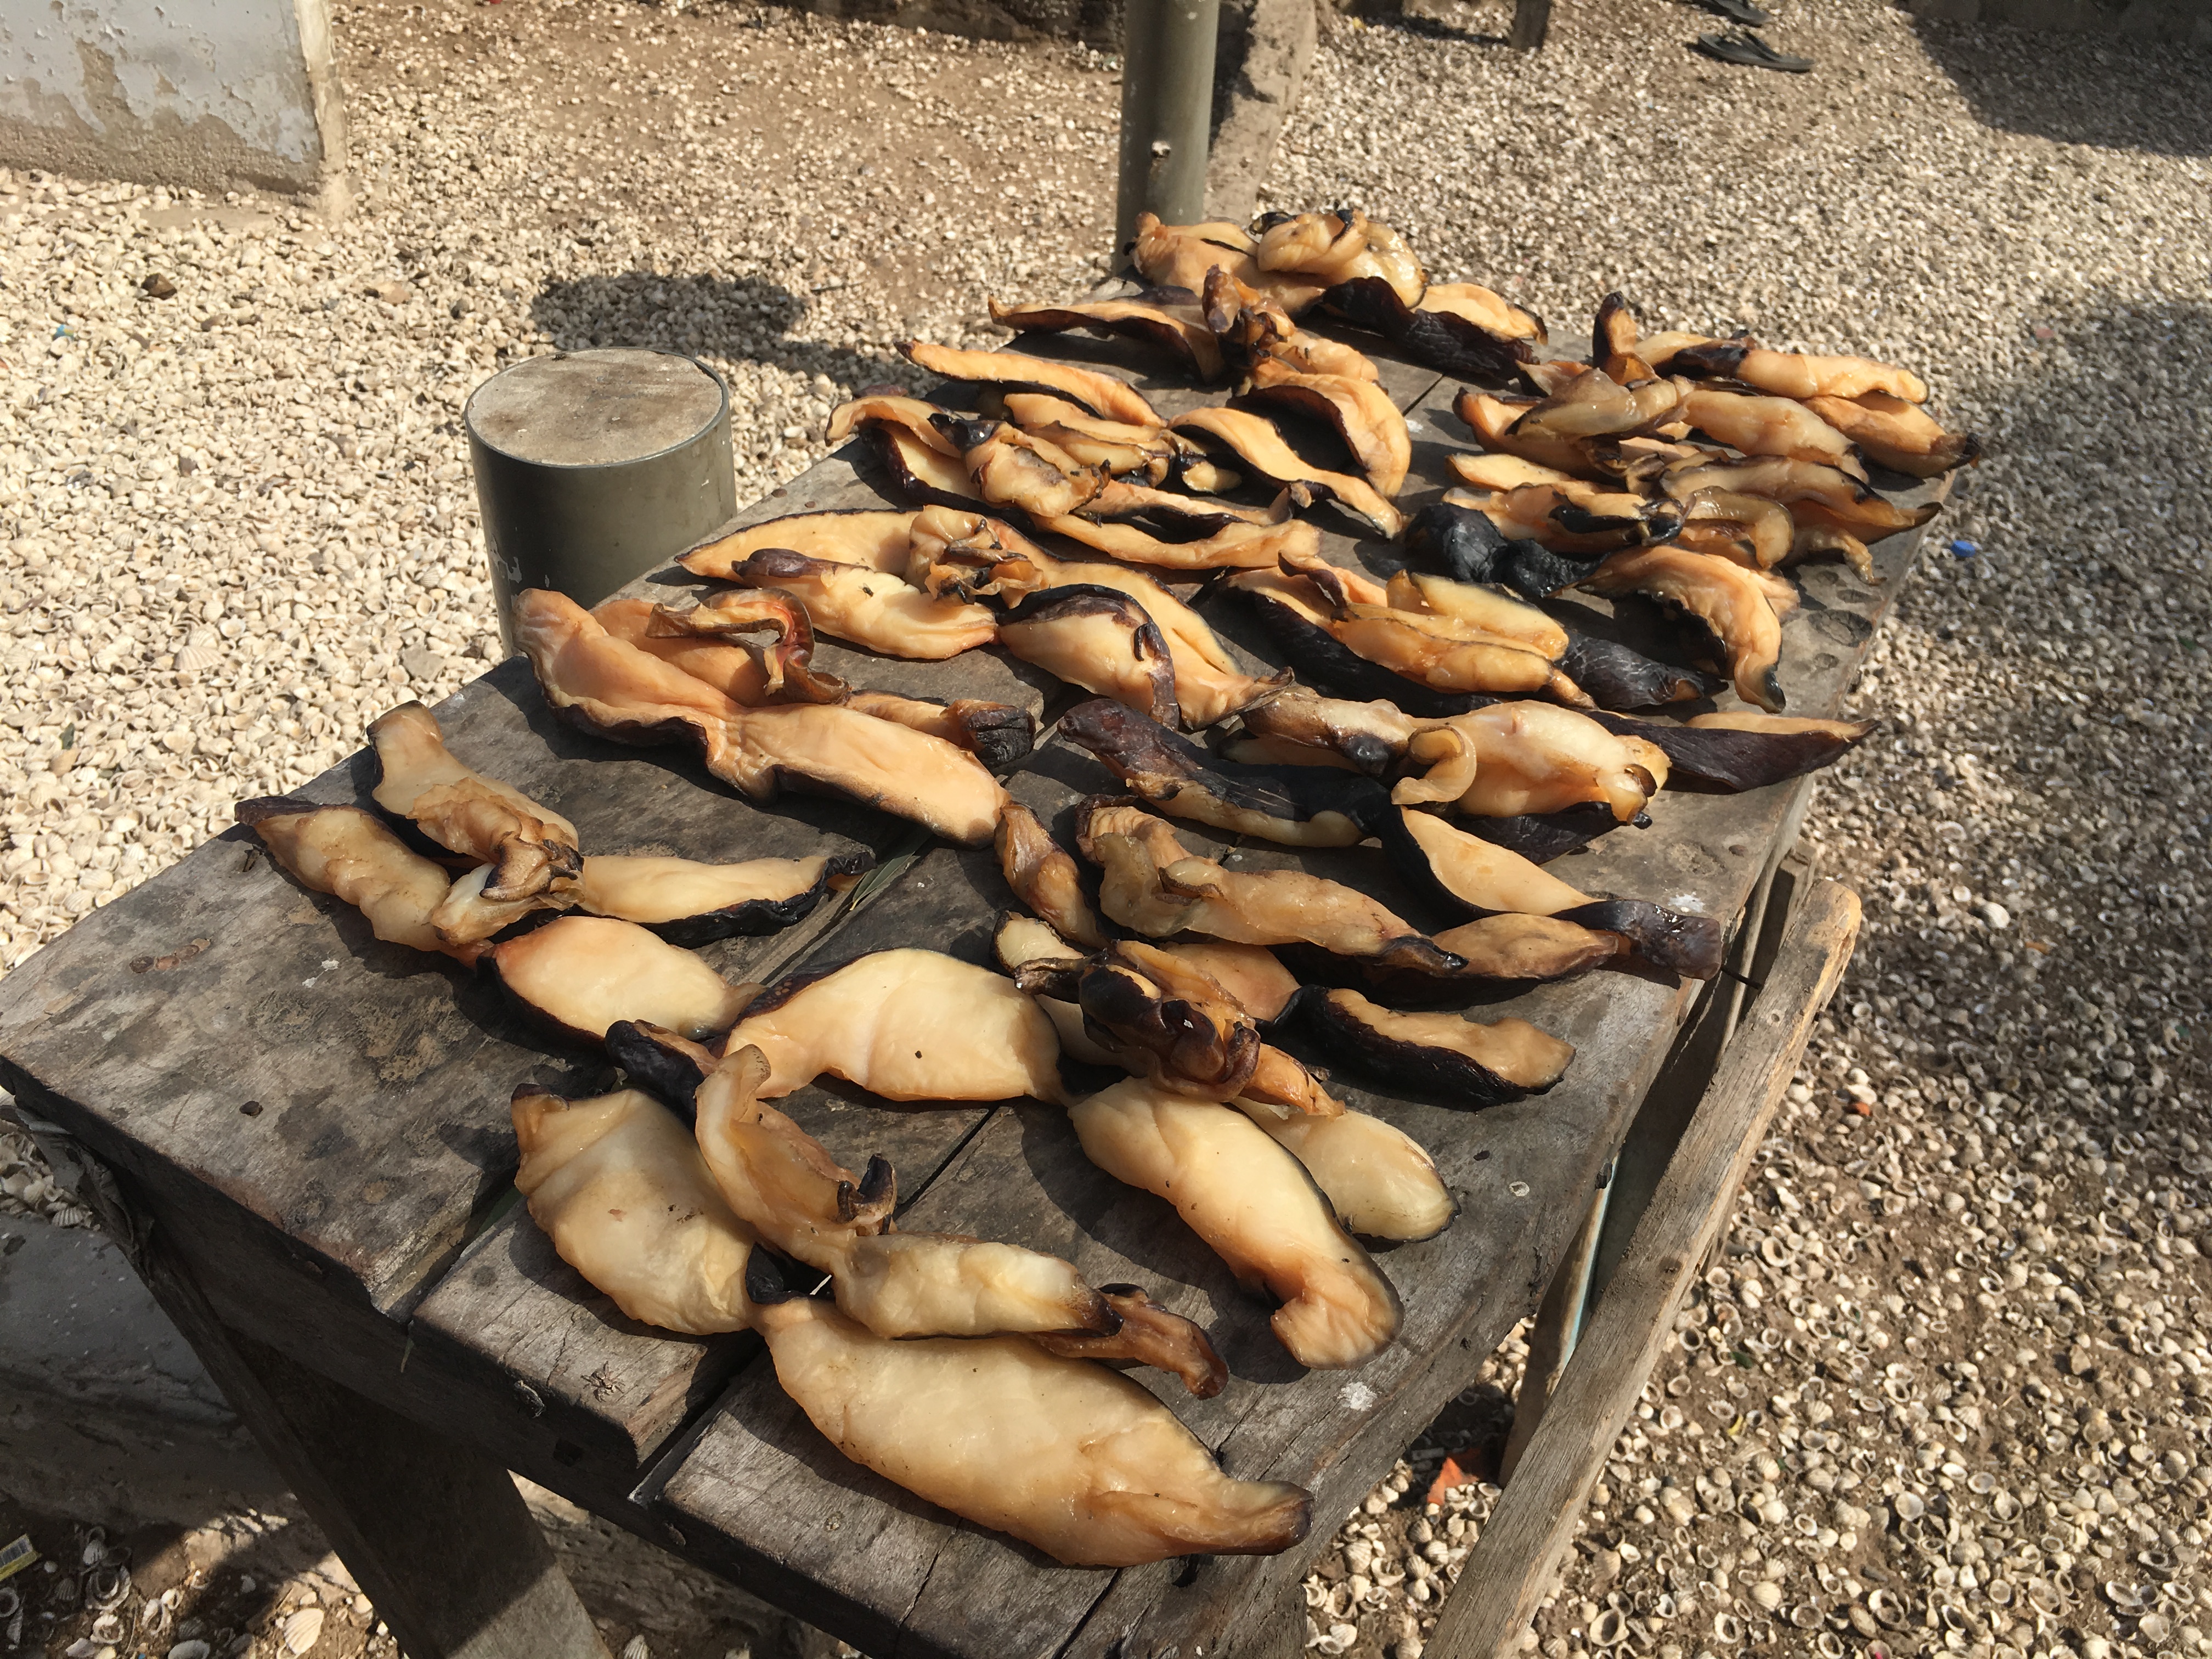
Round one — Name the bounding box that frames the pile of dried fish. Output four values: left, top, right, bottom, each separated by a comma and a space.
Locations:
262, 205, 1952, 1567
1425, 292, 1973, 712
238, 704, 1300, 1565
239, 701, 872, 1030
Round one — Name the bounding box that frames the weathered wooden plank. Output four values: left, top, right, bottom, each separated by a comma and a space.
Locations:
1425, 882, 1861, 1659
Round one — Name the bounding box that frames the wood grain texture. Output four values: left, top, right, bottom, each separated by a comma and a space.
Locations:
1424, 881, 1862, 1659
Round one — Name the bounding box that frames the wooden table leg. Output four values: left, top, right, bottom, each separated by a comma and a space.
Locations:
51, 1145, 611, 1659
1500, 778, 1819, 1476
1423, 880, 1860, 1659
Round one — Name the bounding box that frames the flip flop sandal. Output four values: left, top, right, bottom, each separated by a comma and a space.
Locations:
1701, 0, 1774, 25
1694, 29, 1813, 71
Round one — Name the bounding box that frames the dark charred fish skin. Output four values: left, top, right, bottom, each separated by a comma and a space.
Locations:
1059, 697, 1395, 847
1579, 709, 1875, 792
1559, 631, 1722, 711
1401, 501, 1601, 600
630, 849, 875, 949
1318, 275, 1534, 382
1298, 992, 1542, 1109
605, 1019, 713, 1114
1464, 805, 1641, 864
1553, 899, 1726, 980
1243, 586, 1497, 718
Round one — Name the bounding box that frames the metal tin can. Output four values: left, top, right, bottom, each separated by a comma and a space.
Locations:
466, 348, 737, 651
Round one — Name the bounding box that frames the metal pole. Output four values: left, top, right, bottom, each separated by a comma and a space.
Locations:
1509, 0, 1553, 50
1115, 0, 1221, 260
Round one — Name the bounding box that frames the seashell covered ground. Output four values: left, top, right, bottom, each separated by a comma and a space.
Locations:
2, 0, 2208, 1656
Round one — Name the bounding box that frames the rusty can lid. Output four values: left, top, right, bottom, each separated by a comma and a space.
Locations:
465, 348, 725, 469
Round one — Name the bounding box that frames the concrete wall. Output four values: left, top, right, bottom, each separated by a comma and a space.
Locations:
0, 0, 346, 200
1901, 0, 2212, 46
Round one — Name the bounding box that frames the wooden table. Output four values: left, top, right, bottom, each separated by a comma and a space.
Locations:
0, 327, 1921, 1659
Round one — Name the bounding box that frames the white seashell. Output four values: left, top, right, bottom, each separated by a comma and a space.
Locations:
281, 1607, 325, 1655
167, 1644, 213, 1659
1713, 1612, 1742, 1644
173, 643, 222, 674
1750, 1582, 1783, 1612
2104, 1581, 2149, 1611
2138, 1612, 2172, 1643
1893, 1491, 1926, 1521
1589, 1609, 1627, 1646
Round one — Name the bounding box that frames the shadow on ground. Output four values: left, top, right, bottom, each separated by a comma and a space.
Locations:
0, 1479, 823, 1659
1909, 14, 2212, 155
531, 272, 904, 391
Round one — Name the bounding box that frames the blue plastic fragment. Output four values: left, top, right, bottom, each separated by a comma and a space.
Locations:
1949, 539, 1979, 558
